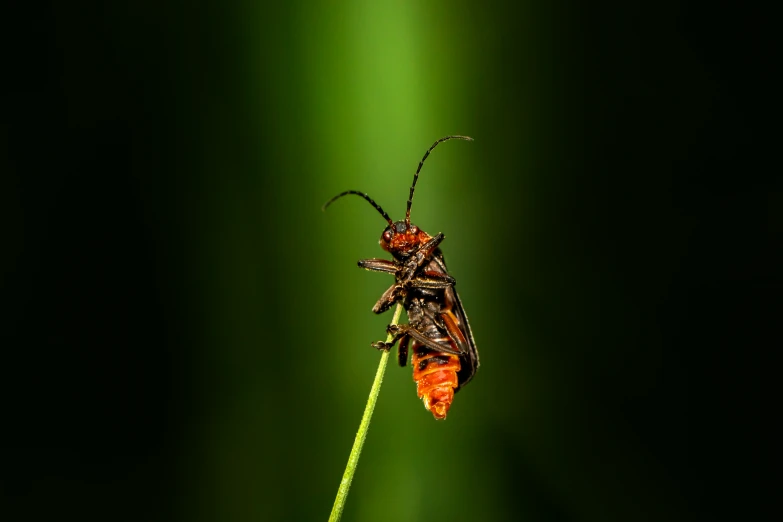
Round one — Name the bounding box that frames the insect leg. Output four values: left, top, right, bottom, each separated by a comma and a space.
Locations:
416, 233, 445, 258
371, 284, 405, 314
397, 334, 410, 367
400, 233, 446, 280
358, 258, 397, 274
407, 272, 456, 290
385, 324, 462, 356
421, 270, 456, 283
370, 325, 408, 351
371, 275, 453, 314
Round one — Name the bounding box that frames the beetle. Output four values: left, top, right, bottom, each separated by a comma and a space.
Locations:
323, 136, 479, 420
323, 135, 479, 420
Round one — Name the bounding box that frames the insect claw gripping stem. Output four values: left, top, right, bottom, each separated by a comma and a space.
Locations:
371, 324, 404, 351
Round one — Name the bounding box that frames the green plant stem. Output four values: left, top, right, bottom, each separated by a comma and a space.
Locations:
328, 302, 404, 522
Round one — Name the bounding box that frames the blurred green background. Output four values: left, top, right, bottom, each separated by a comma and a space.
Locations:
3, 1, 777, 522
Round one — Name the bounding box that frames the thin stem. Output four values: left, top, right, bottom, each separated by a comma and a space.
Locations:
328, 302, 404, 522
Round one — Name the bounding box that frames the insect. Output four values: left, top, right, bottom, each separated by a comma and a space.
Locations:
323, 135, 479, 420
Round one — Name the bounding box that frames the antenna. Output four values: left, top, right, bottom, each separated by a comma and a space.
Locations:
322, 190, 393, 225
406, 135, 473, 226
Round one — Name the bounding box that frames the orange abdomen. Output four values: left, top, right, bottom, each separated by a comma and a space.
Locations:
411, 344, 461, 420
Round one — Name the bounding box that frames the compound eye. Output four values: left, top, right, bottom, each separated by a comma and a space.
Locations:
382, 229, 393, 243
410, 224, 419, 235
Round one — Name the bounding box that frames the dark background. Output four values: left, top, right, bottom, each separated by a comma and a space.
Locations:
2, 2, 777, 521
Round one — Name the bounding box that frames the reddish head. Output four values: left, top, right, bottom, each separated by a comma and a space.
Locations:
379, 220, 432, 260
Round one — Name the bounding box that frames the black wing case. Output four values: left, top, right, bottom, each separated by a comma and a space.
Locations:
431, 250, 480, 390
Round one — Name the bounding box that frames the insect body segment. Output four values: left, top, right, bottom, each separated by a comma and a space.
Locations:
412, 348, 461, 420
323, 135, 479, 420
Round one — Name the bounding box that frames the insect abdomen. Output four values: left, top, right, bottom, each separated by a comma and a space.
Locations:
411, 345, 461, 420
